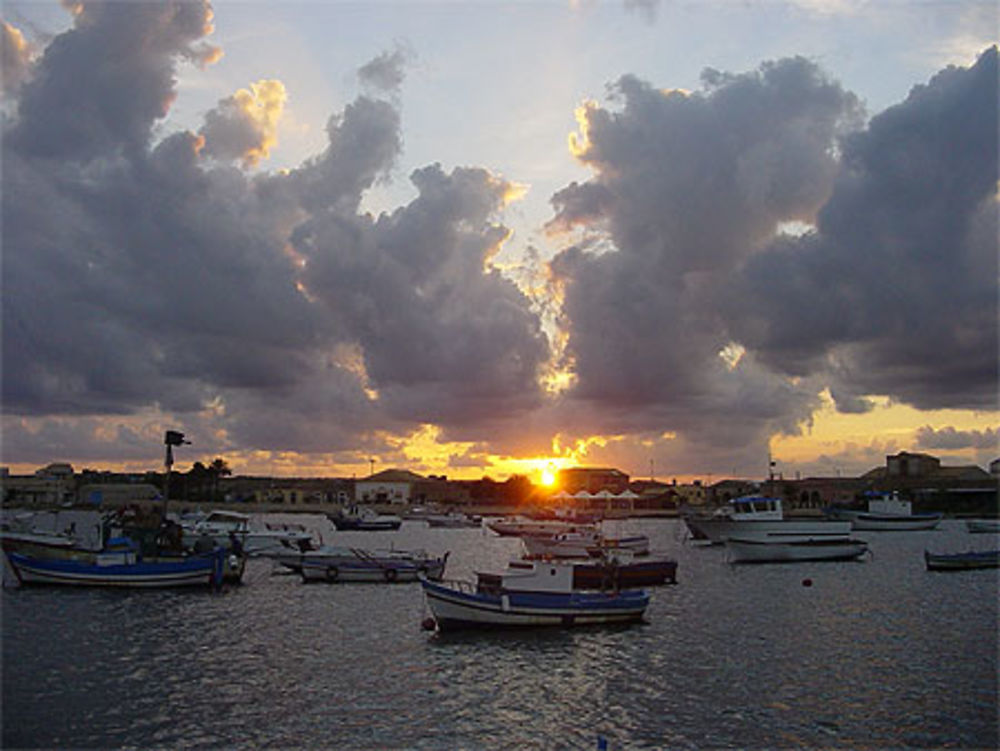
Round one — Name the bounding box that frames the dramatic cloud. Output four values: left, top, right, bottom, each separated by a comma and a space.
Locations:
915, 425, 999, 451
1, 1, 548, 468
1, 20, 32, 96
199, 79, 287, 167
547, 58, 863, 456
6, 1, 219, 160
725, 48, 998, 412
1, 0, 995, 478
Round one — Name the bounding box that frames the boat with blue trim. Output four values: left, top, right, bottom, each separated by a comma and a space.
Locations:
4, 536, 236, 588
419, 559, 650, 630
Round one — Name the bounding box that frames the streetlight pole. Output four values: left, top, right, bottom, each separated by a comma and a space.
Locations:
163, 430, 189, 517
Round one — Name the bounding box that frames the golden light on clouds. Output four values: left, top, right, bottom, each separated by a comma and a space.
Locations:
233, 79, 287, 166
568, 100, 597, 158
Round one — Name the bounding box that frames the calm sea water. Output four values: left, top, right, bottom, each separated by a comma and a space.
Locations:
3, 517, 998, 750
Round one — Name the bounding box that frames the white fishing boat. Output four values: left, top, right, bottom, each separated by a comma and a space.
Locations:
828, 492, 942, 531
419, 559, 650, 630
683, 496, 851, 544
725, 536, 869, 564
269, 545, 448, 583
180, 510, 315, 555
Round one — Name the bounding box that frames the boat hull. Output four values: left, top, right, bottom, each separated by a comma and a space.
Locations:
849, 513, 942, 531
330, 519, 402, 531
726, 538, 869, 564
5, 550, 229, 588
684, 518, 851, 544
421, 578, 649, 629
924, 550, 1000, 571
299, 558, 445, 584
965, 520, 1000, 534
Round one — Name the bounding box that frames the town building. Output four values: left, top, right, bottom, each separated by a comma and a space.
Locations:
557, 467, 630, 495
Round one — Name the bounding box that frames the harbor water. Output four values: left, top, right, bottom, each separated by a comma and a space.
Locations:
3, 517, 998, 749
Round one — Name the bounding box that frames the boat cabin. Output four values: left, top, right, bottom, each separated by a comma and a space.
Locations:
716, 496, 783, 521
476, 560, 576, 595
866, 492, 912, 516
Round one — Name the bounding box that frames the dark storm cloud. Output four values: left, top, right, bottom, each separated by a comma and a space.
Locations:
1, 2, 548, 463
725, 47, 998, 411
547, 58, 861, 455
6, 1, 218, 161
294, 163, 549, 428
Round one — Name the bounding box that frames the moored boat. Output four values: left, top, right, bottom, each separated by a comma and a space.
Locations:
725, 536, 869, 564
828, 492, 941, 531
521, 529, 650, 558
270, 545, 448, 583
419, 559, 650, 630
486, 516, 596, 539
569, 553, 677, 588
180, 509, 315, 555
965, 519, 1000, 534
328, 505, 403, 531
4, 538, 238, 588
924, 549, 1000, 571
683, 496, 851, 544
425, 512, 482, 529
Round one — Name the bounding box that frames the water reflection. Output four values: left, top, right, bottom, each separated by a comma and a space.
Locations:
3, 518, 997, 749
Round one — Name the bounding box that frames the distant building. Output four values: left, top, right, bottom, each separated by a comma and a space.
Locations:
353, 469, 469, 507
558, 467, 630, 495
1, 463, 77, 506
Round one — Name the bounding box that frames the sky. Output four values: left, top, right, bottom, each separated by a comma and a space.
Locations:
1, 0, 997, 485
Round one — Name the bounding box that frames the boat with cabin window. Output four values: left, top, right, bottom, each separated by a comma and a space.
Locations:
419, 559, 650, 630
827, 492, 942, 531
521, 529, 650, 559
683, 496, 851, 544
180, 509, 315, 555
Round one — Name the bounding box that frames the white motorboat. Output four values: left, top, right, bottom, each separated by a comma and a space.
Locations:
828, 492, 942, 531
683, 496, 851, 544
269, 545, 448, 583
419, 559, 650, 630
725, 536, 869, 563
181, 510, 315, 556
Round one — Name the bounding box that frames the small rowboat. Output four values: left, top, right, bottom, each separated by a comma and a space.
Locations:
924, 550, 1000, 571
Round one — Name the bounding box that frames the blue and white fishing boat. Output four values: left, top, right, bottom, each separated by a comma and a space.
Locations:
4, 537, 235, 589
419, 559, 650, 630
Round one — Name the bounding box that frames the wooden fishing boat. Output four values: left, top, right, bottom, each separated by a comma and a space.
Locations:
269, 545, 448, 583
